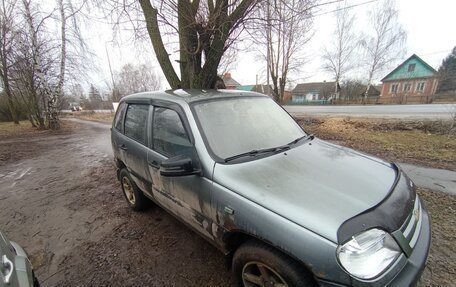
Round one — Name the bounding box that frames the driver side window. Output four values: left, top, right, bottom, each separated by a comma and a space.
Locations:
152, 107, 193, 158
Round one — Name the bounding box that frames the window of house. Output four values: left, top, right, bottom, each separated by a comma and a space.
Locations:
152, 107, 193, 158
124, 104, 149, 144
403, 83, 412, 92
416, 82, 425, 92
408, 64, 416, 72
391, 84, 399, 93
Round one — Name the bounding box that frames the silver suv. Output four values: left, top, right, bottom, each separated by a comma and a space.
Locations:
111, 90, 430, 286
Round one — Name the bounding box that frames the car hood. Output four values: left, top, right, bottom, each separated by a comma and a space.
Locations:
212, 138, 397, 242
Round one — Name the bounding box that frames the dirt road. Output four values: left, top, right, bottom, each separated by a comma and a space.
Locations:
0, 119, 454, 286
0, 120, 231, 286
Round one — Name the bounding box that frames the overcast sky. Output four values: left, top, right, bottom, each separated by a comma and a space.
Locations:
84, 0, 456, 91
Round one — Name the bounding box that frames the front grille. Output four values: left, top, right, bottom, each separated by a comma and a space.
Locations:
399, 195, 422, 249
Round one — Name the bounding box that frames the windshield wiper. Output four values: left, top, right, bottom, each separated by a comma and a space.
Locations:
288, 134, 314, 145
224, 145, 291, 163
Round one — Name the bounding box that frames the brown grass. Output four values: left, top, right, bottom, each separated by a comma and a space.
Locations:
297, 117, 456, 171
70, 111, 114, 123
0, 120, 77, 139
417, 188, 456, 286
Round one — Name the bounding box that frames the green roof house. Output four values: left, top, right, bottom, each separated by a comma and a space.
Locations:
237, 84, 272, 95
380, 54, 438, 101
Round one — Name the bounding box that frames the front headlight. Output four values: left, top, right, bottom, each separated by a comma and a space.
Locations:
337, 228, 401, 279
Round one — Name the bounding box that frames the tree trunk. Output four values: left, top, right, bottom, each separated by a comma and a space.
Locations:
139, 0, 257, 89
3, 78, 19, 124
1, 60, 19, 124
139, 0, 181, 89
279, 77, 286, 104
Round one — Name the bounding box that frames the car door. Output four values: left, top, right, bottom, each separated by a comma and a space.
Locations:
111, 102, 128, 164
121, 103, 153, 196
147, 105, 215, 240
0, 233, 20, 286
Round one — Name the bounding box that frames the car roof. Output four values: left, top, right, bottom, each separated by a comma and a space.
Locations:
119, 89, 268, 105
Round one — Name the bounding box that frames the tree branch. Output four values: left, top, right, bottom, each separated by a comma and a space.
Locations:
139, 0, 181, 88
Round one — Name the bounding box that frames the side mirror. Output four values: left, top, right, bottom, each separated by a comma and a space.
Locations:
160, 155, 200, 177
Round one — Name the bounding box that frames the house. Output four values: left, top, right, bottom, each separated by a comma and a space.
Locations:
222, 73, 241, 89
291, 81, 336, 104
380, 54, 438, 99
238, 84, 291, 103
340, 82, 381, 100
237, 84, 272, 95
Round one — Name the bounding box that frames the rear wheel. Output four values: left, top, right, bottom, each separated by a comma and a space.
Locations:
232, 240, 316, 287
119, 169, 148, 211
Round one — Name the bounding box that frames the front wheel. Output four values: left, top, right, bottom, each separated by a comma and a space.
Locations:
232, 240, 316, 287
119, 169, 148, 211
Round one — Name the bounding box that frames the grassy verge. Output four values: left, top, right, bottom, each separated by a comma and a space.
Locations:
417, 188, 456, 286
297, 117, 456, 171
0, 120, 76, 139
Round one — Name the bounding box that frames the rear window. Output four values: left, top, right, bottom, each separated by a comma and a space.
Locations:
113, 102, 126, 131
124, 104, 149, 144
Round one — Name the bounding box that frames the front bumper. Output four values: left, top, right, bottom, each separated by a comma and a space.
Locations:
385, 202, 431, 286
317, 201, 431, 287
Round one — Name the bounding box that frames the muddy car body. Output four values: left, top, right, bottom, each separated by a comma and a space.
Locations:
111, 90, 430, 286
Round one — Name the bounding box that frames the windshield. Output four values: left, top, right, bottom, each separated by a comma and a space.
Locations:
192, 97, 305, 160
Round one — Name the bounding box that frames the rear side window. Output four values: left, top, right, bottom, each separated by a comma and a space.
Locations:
124, 104, 149, 144
113, 102, 127, 131
153, 107, 193, 157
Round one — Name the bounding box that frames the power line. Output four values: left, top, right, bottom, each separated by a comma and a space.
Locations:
311, 0, 379, 18
418, 49, 452, 57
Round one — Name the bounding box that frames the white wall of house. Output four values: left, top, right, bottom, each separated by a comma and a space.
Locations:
306, 93, 319, 101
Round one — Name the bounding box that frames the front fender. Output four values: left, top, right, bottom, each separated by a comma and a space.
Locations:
210, 181, 351, 284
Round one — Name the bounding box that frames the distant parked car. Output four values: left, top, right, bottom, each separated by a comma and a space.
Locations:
111, 90, 430, 286
0, 231, 39, 287
70, 106, 82, 112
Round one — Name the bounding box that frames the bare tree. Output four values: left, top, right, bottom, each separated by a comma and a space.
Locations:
101, 0, 260, 89
322, 3, 358, 98
116, 62, 161, 97
0, 0, 20, 124
252, 0, 315, 103
361, 0, 406, 102
22, 0, 88, 128
21, 0, 62, 128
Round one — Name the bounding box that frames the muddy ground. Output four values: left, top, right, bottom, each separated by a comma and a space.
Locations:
0, 120, 230, 286
0, 119, 454, 286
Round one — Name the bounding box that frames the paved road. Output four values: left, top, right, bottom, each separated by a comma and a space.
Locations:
399, 164, 456, 195
66, 118, 455, 195
284, 103, 456, 119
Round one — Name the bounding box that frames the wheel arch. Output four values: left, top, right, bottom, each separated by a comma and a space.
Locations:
223, 230, 316, 278
115, 158, 126, 180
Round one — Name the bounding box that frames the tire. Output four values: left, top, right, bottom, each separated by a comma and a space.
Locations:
119, 168, 149, 211
232, 240, 316, 287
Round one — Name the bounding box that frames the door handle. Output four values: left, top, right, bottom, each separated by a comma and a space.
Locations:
148, 160, 159, 169
120, 144, 127, 151
2, 255, 13, 284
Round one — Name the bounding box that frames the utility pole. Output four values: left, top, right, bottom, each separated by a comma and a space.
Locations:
105, 44, 115, 86
105, 42, 117, 101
